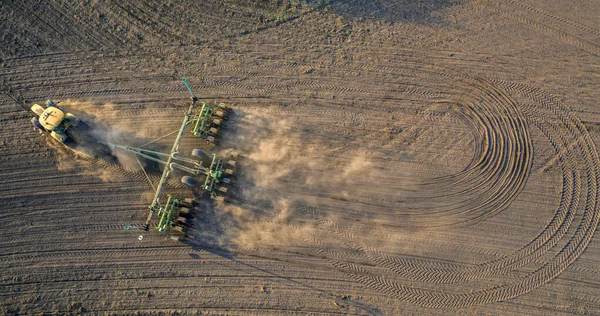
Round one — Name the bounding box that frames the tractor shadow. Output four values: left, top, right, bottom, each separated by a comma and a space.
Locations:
60, 112, 168, 174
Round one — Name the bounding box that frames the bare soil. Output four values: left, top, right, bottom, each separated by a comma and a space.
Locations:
1, 0, 599, 314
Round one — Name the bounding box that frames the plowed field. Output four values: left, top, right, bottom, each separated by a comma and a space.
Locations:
1, 1, 599, 314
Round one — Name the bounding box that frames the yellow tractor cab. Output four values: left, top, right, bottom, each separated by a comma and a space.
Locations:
31, 100, 80, 143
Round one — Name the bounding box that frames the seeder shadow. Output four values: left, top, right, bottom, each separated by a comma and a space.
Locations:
186, 240, 383, 315
177, 108, 382, 314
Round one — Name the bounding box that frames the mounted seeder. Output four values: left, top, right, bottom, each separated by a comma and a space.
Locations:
105, 78, 236, 240
25, 78, 233, 240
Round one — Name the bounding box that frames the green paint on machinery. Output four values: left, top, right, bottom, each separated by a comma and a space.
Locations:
191, 102, 227, 142
156, 194, 183, 233
108, 142, 234, 201
105, 77, 235, 238
154, 194, 194, 240
183, 77, 227, 143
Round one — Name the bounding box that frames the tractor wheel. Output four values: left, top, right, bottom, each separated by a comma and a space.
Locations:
31, 117, 45, 131
50, 131, 67, 143
192, 149, 212, 166
181, 176, 197, 187
66, 113, 80, 127
191, 149, 210, 160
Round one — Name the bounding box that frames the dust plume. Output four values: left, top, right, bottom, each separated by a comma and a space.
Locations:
199, 108, 377, 250
47, 100, 170, 180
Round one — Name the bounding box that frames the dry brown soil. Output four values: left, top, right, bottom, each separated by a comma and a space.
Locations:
1, 0, 600, 314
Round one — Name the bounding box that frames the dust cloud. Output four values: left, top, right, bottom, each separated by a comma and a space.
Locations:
47, 100, 169, 180
203, 109, 379, 250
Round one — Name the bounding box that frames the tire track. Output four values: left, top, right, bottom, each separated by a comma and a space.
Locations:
493, 1, 600, 56
221, 49, 597, 308
314, 79, 600, 308
503, 0, 600, 37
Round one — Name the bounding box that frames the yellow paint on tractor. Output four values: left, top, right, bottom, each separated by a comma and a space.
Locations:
39, 107, 65, 131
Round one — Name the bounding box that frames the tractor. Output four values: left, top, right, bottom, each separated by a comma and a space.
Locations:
30, 100, 80, 143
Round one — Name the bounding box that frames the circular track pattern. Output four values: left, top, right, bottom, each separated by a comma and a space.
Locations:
305, 73, 600, 308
